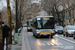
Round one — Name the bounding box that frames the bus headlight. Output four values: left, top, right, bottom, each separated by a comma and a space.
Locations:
55, 30, 58, 32
36, 31, 40, 33
52, 31, 54, 33
28, 27, 30, 29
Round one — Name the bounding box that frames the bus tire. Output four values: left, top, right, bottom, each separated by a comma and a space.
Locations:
27, 30, 29, 32
35, 36, 38, 38
73, 37, 75, 39
66, 34, 68, 37
63, 34, 65, 36
35, 35, 39, 38
51, 36, 53, 38
33, 34, 35, 36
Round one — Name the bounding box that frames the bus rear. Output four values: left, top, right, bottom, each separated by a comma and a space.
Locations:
27, 20, 32, 31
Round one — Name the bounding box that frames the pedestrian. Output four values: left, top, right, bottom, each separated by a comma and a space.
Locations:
2, 22, 4, 28
63, 24, 65, 27
2, 23, 10, 48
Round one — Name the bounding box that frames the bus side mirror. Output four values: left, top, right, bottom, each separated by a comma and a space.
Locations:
31, 24, 32, 26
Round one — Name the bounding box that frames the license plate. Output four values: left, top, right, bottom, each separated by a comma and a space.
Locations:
30, 27, 32, 29
40, 31, 51, 34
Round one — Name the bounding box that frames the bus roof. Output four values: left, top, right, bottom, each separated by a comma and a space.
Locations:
36, 16, 53, 18
32, 16, 54, 20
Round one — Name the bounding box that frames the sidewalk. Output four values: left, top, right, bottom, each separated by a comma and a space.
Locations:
4, 29, 24, 50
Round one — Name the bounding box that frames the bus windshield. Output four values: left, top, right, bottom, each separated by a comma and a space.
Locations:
37, 20, 54, 29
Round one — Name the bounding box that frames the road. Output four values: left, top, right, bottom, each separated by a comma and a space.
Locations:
23, 27, 75, 50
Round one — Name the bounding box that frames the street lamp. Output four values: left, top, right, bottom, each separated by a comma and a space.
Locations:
16, 0, 17, 33
14, 0, 18, 43
20, 2, 22, 27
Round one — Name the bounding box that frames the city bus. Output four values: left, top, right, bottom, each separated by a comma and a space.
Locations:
32, 16, 55, 38
27, 20, 32, 31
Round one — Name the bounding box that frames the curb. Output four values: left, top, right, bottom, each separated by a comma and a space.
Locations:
22, 29, 26, 50
24, 30, 31, 50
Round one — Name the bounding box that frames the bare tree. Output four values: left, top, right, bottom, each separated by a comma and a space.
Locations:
61, 0, 75, 25
41, 0, 63, 25
7, 0, 12, 44
17, 0, 31, 25
1, 7, 8, 23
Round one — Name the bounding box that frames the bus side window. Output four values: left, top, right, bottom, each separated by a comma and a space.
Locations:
34, 21, 37, 27
32, 22, 35, 27
32, 22, 34, 27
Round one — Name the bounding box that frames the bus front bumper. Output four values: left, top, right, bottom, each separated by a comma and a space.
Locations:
27, 29, 32, 31
36, 33, 55, 36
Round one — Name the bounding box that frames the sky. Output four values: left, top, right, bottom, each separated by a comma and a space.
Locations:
0, 0, 7, 10
31, 0, 41, 3
0, 0, 13, 11
0, 0, 41, 11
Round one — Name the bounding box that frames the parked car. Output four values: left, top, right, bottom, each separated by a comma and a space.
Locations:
73, 32, 75, 39
63, 25, 75, 37
55, 26, 63, 34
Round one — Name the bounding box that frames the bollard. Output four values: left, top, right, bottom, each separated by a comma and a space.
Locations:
14, 27, 22, 43
14, 33, 19, 43
73, 32, 75, 39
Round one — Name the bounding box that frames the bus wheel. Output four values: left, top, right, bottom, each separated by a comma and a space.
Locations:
51, 36, 53, 38
63, 34, 65, 36
27, 30, 29, 32
35, 35, 40, 38
66, 34, 68, 37
35, 36, 38, 38
33, 34, 35, 36
73, 37, 75, 39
